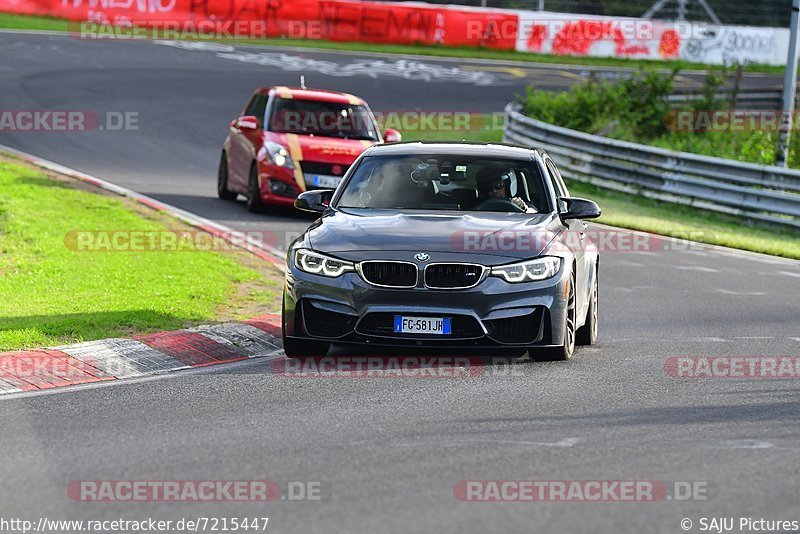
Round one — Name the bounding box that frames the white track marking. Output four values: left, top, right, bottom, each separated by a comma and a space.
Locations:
356, 437, 586, 449
716, 289, 767, 296
58, 339, 187, 379
188, 323, 282, 357
702, 440, 775, 449
675, 265, 721, 273
0, 380, 22, 394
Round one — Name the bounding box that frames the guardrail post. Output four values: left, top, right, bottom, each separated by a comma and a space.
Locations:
777, 0, 800, 167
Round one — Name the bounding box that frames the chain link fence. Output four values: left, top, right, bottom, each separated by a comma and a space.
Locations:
379, 1, 791, 27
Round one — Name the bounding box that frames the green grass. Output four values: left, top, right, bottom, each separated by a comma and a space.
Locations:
0, 12, 783, 74
398, 121, 505, 144
0, 12, 68, 31
567, 181, 800, 260
0, 157, 280, 351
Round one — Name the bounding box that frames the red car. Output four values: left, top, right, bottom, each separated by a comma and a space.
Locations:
218, 86, 400, 211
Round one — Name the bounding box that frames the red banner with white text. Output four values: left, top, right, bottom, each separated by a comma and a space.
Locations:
0, 0, 518, 50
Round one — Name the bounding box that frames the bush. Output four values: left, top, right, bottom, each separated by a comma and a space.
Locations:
523, 67, 678, 139
522, 66, 799, 169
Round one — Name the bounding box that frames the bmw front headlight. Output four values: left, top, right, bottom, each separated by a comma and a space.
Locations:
295, 249, 354, 277
491, 256, 561, 283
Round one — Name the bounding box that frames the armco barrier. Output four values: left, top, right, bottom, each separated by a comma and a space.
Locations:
503, 103, 800, 229
667, 90, 788, 111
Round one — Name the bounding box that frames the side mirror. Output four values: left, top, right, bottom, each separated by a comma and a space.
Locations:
383, 129, 402, 143
560, 197, 601, 221
236, 115, 260, 131
295, 189, 334, 213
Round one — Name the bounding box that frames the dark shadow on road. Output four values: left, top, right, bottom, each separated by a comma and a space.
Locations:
457, 397, 800, 428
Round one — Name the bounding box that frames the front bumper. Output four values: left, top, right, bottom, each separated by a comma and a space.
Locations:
257, 162, 346, 206
256, 165, 302, 207
283, 260, 570, 349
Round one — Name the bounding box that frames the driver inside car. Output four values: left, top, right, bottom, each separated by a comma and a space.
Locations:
476, 168, 530, 212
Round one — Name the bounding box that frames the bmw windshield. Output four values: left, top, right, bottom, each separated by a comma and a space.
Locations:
336, 155, 551, 213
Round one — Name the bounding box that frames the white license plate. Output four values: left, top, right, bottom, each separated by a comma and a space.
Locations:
311, 175, 342, 188
394, 316, 452, 335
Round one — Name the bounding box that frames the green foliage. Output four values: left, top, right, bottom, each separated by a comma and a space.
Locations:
524, 68, 677, 139
694, 69, 726, 111
523, 66, 799, 168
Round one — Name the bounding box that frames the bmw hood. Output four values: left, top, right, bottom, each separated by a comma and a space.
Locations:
305, 208, 563, 262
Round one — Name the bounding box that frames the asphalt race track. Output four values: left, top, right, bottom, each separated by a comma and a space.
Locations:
1, 31, 799, 533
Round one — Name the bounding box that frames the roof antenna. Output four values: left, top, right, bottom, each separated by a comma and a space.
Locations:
300, 75, 307, 90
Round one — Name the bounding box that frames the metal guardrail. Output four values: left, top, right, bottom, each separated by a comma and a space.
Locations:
666, 90, 786, 110
503, 103, 800, 229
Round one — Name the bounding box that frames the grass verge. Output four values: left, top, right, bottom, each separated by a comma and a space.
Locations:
400, 125, 505, 144
566, 181, 800, 260
0, 155, 282, 351
0, 12, 783, 75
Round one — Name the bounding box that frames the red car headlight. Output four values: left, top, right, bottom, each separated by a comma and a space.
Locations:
263, 142, 295, 169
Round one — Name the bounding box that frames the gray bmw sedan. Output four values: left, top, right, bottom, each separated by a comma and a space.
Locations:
283, 142, 601, 361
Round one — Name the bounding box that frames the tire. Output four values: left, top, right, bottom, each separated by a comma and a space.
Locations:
576, 264, 598, 346
282, 337, 331, 359
217, 151, 237, 200
246, 163, 267, 213
531, 270, 576, 362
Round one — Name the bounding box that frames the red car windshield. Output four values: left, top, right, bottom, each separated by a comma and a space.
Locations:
269, 98, 379, 141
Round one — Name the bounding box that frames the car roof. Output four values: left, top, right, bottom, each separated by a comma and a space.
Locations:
259, 86, 365, 105
363, 141, 541, 160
